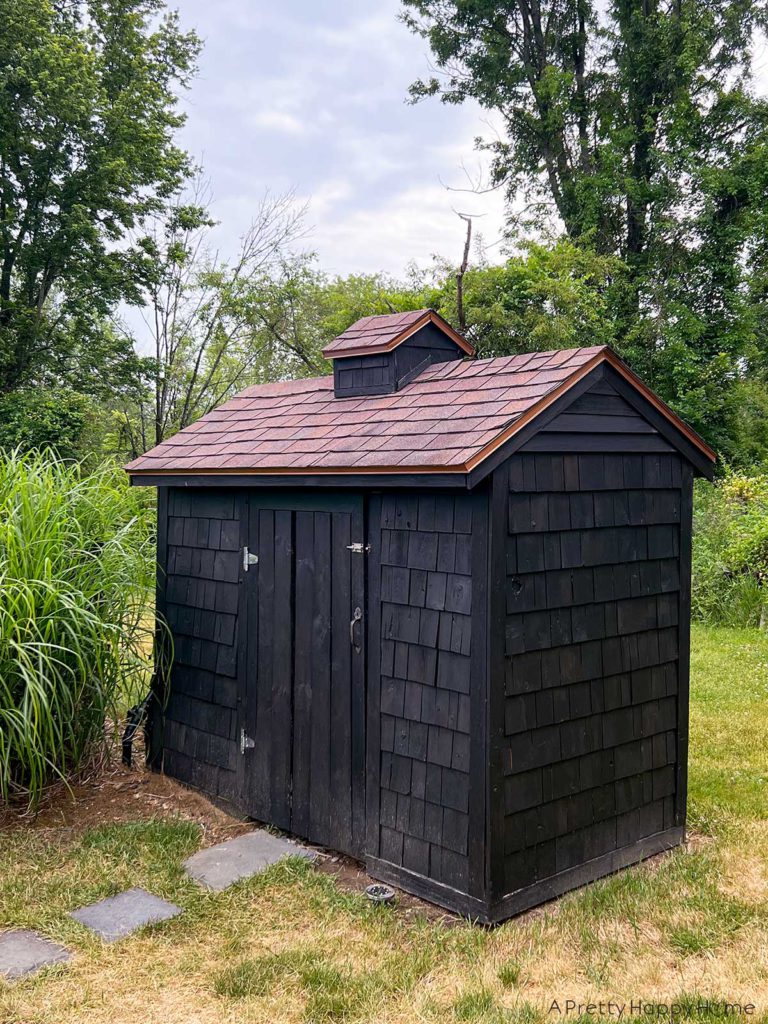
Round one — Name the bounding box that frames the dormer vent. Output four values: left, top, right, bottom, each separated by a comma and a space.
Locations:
323, 309, 474, 398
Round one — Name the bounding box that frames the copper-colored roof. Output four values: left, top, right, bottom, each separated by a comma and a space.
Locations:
321, 308, 475, 359
127, 346, 636, 477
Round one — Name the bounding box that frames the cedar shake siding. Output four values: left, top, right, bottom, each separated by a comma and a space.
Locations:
486, 381, 693, 916
367, 493, 483, 898
160, 489, 242, 805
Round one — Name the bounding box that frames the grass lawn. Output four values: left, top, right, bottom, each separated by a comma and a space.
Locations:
1, 624, 767, 1024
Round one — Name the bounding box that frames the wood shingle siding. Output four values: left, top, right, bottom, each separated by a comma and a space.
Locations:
366, 492, 488, 912
486, 392, 691, 914
380, 496, 471, 881
160, 489, 242, 804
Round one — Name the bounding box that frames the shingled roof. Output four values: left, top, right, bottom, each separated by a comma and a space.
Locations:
322, 308, 475, 358
125, 344, 714, 479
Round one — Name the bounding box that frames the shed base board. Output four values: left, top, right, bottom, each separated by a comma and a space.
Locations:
486, 826, 685, 923
368, 826, 685, 924
366, 857, 488, 921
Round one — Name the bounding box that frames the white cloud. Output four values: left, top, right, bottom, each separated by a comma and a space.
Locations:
308, 159, 508, 277
248, 109, 308, 135
173, 0, 510, 278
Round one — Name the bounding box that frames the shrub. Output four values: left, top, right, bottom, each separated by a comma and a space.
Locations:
0, 389, 95, 463
692, 472, 768, 627
0, 450, 155, 807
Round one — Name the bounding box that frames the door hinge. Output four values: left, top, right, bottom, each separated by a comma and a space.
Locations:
242, 546, 259, 571
346, 542, 370, 554
240, 728, 255, 754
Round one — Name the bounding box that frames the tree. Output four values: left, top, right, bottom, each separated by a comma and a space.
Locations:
402, 0, 768, 452
0, 0, 200, 393
118, 188, 313, 456
427, 238, 626, 354
0, 388, 92, 461
305, 268, 429, 342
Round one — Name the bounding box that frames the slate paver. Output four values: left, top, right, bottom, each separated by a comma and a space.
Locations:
0, 930, 70, 980
69, 887, 181, 943
183, 829, 317, 891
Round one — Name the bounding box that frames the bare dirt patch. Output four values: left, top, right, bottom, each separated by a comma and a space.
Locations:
0, 747, 251, 848
0, 749, 456, 924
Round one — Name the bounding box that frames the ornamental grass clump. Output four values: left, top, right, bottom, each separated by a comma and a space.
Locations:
0, 450, 156, 807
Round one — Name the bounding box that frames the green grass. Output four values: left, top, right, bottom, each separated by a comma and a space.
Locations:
0, 623, 767, 1023
497, 961, 522, 987
451, 988, 504, 1021
214, 948, 326, 999
688, 626, 768, 832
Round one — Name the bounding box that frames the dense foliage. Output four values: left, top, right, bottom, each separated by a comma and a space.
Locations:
0, 0, 765, 467
693, 473, 768, 627
402, 0, 768, 462
0, 389, 97, 464
0, 451, 155, 806
0, 0, 199, 394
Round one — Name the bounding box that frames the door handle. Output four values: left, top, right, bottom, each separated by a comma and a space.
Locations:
350, 606, 363, 652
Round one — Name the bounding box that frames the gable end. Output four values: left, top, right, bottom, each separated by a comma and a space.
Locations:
466, 362, 715, 486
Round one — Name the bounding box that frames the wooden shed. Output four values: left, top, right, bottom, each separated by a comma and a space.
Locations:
126, 308, 715, 923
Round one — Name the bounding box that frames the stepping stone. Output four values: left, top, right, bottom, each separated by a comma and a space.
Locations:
69, 888, 181, 943
183, 829, 317, 891
0, 930, 70, 980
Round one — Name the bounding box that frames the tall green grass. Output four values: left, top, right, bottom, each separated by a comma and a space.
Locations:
0, 450, 156, 807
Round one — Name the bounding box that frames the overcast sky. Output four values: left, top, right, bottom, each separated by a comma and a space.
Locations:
170, 2, 768, 281
172, 0, 508, 279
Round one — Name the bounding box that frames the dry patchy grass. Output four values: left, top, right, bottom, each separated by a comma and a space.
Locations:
0, 625, 767, 1023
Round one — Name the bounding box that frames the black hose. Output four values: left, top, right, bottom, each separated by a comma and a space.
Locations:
121, 691, 153, 767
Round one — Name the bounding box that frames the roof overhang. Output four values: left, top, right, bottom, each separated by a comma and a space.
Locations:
322, 309, 475, 360
128, 349, 716, 487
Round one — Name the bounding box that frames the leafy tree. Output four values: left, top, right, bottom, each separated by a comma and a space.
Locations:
427, 239, 625, 354
117, 187, 312, 455
0, 389, 93, 462
0, 0, 200, 393
309, 268, 430, 341
402, 0, 768, 453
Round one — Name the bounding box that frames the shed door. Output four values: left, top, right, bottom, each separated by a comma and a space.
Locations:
239, 494, 366, 858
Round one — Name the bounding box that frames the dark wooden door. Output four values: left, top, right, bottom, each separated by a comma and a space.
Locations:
240, 494, 366, 858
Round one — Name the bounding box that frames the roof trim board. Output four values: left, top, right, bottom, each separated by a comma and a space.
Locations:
129, 472, 472, 490
321, 309, 475, 359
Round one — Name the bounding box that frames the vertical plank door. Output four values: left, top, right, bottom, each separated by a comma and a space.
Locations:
240, 504, 294, 832
240, 494, 366, 859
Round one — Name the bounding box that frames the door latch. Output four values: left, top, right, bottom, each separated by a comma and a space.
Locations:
242, 546, 259, 572
346, 542, 370, 554
240, 728, 255, 754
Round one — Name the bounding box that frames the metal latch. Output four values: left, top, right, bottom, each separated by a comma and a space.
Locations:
346, 542, 370, 554
242, 546, 259, 571
240, 728, 255, 754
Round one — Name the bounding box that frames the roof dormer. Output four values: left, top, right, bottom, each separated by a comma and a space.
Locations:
323, 309, 474, 398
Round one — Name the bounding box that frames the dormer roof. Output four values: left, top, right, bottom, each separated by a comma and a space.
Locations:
322, 309, 475, 359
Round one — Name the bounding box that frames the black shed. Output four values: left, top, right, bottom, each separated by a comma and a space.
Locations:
126, 308, 715, 923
